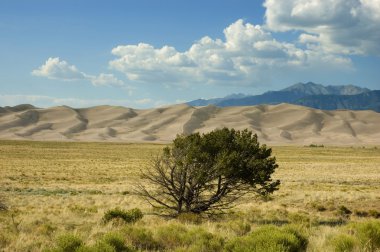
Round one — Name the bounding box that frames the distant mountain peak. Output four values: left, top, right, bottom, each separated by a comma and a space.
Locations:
281, 82, 369, 96
187, 82, 376, 111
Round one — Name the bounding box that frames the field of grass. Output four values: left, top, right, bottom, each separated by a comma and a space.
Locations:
1, 140, 380, 251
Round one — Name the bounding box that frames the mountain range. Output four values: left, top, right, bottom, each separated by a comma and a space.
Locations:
187, 82, 380, 112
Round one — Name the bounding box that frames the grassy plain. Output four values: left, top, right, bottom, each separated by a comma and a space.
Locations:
0, 140, 380, 251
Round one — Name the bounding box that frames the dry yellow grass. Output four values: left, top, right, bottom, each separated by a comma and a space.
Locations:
0, 140, 379, 251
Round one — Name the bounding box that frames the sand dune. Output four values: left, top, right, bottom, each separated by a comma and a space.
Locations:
0, 103, 379, 145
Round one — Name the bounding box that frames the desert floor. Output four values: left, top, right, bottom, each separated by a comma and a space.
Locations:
0, 140, 379, 251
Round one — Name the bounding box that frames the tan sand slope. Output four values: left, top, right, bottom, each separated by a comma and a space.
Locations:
0, 103, 379, 145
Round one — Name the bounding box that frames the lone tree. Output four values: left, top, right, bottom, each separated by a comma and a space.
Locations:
136, 128, 280, 215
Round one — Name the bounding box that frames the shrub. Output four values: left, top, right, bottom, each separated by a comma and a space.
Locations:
102, 208, 143, 224
101, 232, 131, 252
349, 220, 380, 251
76, 242, 116, 252
186, 227, 224, 252
121, 226, 161, 251
224, 225, 308, 252
47, 234, 83, 252
337, 205, 352, 218
46, 232, 135, 252
155, 224, 223, 251
137, 128, 279, 215
354, 210, 369, 217
329, 234, 357, 252
368, 210, 380, 219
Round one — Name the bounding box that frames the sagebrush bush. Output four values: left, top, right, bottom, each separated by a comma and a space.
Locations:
224, 225, 307, 252
76, 242, 116, 252
102, 208, 143, 224
47, 232, 134, 252
155, 223, 223, 251
329, 234, 357, 252
101, 232, 131, 252
121, 226, 161, 251
46, 234, 83, 252
349, 220, 380, 251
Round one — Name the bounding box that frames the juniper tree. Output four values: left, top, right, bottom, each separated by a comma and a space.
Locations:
136, 128, 280, 215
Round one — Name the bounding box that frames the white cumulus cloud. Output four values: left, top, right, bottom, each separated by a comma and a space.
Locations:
32, 57, 124, 87
109, 19, 352, 87
264, 0, 380, 55
32, 57, 87, 80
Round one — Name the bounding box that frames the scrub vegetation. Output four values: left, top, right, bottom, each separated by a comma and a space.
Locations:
0, 140, 380, 251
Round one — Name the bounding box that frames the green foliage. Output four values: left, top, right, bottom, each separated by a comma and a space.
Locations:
46, 234, 83, 252
101, 232, 131, 252
224, 225, 307, 252
138, 128, 280, 214
349, 220, 380, 251
76, 243, 116, 252
102, 208, 143, 224
329, 234, 357, 252
155, 224, 224, 251
121, 226, 161, 251
47, 232, 134, 252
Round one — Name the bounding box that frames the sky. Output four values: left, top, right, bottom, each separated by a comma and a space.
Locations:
1, 0, 379, 108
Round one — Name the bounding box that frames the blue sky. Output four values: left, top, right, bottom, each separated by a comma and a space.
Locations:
1, 0, 379, 108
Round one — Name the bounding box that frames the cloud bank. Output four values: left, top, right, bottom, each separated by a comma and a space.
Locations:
109, 19, 352, 86
264, 0, 380, 55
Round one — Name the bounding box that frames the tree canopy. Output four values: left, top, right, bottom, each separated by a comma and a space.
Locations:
136, 128, 280, 215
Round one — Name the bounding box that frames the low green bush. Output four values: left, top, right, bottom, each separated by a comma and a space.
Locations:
101, 232, 131, 252
155, 224, 224, 251
122, 226, 161, 251
102, 208, 143, 224
224, 225, 307, 252
46, 234, 83, 252
349, 220, 380, 251
47, 232, 134, 252
329, 234, 357, 252
76, 242, 116, 252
